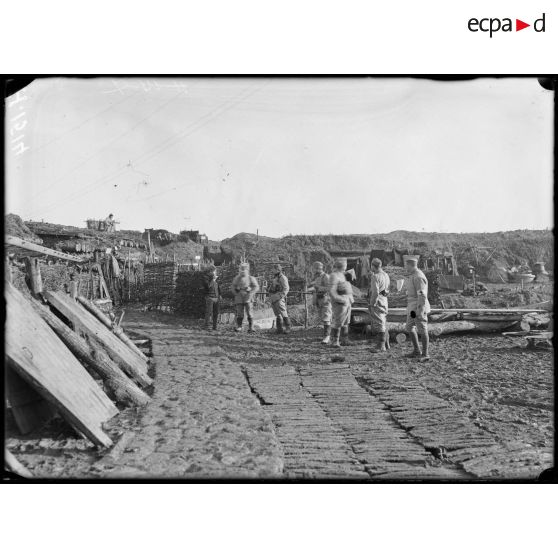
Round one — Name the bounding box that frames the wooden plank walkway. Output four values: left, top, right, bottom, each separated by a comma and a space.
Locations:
244, 364, 468, 479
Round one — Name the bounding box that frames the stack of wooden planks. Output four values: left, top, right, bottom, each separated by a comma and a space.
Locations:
5, 278, 152, 451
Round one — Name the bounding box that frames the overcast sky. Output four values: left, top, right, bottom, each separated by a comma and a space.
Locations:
5, 77, 554, 240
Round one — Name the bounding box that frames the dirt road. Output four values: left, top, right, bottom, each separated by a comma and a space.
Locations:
6, 308, 553, 479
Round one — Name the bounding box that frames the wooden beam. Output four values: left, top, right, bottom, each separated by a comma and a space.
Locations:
429, 308, 549, 315
77, 294, 113, 328
31, 298, 150, 407
69, 279, 78, 299
5, 256, 12, 283
5, 235, 87, 262
24, 257, 43, 297
45, 291, 152, 387
5, 283, 117, 448
386, 321, 478, 338
76, 295, 149, 362
379, 307, 550, 318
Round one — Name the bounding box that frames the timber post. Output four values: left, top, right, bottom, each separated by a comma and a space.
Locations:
24, 257, 43, 298
303, 281, 308, 329
6, 256, 12, 284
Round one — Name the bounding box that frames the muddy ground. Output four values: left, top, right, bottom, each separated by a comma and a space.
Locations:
5, 304, 553, 480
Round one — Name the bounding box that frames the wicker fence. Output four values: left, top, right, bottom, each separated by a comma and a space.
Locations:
174, 270, 207, 317
137, 262, 178, 310
116, 261, 307, 317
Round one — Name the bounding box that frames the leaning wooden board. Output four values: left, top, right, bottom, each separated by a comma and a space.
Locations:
45, 290, 152, 387
5, 283, 117, 448
76, 295, 149, 362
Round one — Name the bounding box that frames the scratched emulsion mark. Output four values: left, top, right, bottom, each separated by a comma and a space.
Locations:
8, 90, 30, 156
101, 78, 190, 96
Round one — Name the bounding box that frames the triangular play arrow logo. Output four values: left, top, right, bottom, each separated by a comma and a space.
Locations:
516, 19, 530, 31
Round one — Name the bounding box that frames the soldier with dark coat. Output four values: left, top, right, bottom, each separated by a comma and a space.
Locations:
203, 265, 221, 331
269, 264, 291, 334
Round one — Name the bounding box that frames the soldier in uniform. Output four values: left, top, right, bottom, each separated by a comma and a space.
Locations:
269, 264, 291, 334
404, 256, 431, 360
104, 213, 116, 232
368, 258, 390, 353
328, 258, 354, 348
309, 261, 332, 344
231, 263, 259, 333
203, 264, 221, 331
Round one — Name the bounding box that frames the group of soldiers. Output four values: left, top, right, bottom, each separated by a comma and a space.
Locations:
308, 256, 430, 359
202, 256, 432, 361
202, 262, 291, 334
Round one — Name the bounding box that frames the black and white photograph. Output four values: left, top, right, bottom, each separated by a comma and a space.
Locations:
3, 76, 555, 481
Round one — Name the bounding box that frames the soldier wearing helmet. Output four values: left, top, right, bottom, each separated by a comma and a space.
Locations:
328, 258, 354, 348
309, 261, 332, 344
231, 262, 259, 333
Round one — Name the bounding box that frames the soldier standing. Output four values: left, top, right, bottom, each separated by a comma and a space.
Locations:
404, 256, 431, 360
309, 261, 332, 344
269, 264, 291, 334
328, 258, 354, 348
203, 265, 221, 331
231, 263, 259, 333
368, 258, 390, 353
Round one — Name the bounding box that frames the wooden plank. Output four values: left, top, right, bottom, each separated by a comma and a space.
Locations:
45, 290, 152, 387
6, 256, 13, 283
31, 298, 150, 407
5, 283, 117, 448
76, 295, 148, 362
24, 257, 43, 296
5, 235, 87, 262
385, 307, 549, 316
463, 314, 523, 322
77, 295, 113, 327
5, 366, 56, 434
429, 308, 549, 315
525, 332, 553, 340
